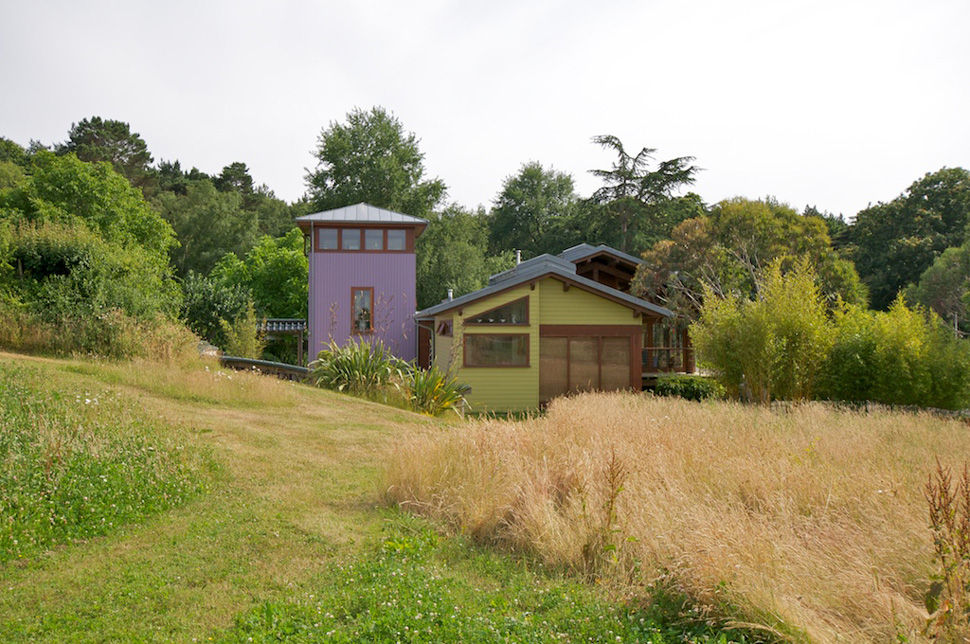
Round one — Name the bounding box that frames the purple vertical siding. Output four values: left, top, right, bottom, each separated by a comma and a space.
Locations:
308, 251, 417, 361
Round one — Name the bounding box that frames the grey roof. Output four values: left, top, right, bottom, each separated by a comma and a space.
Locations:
415, 255, 673, 320
558, 243, 643, 267
295, 203, 427, 225
488, 254, 575, 286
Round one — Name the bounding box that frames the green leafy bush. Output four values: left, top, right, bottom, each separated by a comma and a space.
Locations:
309, 339, 405, 397
692, 259, 833, 402
0, 364, 209, 562
399, 365, 470, 416
819, 298, 970, 409
654, 374, 725, 401
219, 300, 266, 359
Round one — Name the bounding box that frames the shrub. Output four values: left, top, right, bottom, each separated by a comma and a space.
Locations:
653, 374, 725, 401
181, 271, 249, 348
219, 300, 266, 359
399, 366, 470, 416
819, 298, 970, 409
309, 338, 404, 397
692, 259, 833, 402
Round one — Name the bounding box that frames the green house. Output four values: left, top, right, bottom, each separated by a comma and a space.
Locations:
415, 246, 689, 412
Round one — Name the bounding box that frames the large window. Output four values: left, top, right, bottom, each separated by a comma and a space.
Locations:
466, 297, 529, 325
351, 287, 373, 333
539, 331, 634, 401
464, 334, 529, 367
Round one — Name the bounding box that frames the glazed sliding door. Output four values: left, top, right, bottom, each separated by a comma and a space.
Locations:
568, 337, 598, 392
600, 337, 631, 390
539, 337, 569, 402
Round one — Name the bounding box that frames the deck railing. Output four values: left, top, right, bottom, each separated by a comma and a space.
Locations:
642, 347, 695, 374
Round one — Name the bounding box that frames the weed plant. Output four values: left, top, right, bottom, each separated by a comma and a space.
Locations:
0, 363, 210, 562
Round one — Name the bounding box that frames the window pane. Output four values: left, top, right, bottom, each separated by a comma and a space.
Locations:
365, 229, 383, 250
568, 338, 598, 392
387, 229, 406, 251
342, 229, 361, 250
318, 228, 338, 250
465, 334, 528, 367
539, 337, 569, 401
601, 337, 631, 390
467, 297, 528, 325
352, 288, 372, 332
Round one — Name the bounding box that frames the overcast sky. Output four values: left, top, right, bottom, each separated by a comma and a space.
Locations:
2, 0, 967, 218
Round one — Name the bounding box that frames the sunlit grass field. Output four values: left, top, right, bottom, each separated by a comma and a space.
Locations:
0, 352, 737, 642
385, 392, 970, 642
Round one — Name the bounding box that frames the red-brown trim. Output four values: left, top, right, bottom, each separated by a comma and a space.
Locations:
462, 333, 531, 368
311, 223, 418, 254
350, 286, 375, 334
464, 296, 530, 326
539, 324, 641, 336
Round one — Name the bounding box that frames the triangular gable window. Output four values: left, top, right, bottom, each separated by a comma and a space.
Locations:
466, 297, 529, 325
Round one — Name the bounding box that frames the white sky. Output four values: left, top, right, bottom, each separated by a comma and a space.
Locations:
2, 0, 968, 218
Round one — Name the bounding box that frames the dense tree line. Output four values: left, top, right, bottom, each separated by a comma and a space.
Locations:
2, 107, 969, 380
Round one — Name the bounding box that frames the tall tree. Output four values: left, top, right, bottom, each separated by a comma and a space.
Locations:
416, 204, 514, 310
488, 162, 580, 258
587, 135, 698, 253
850, 167, 970, 309
56, 117, 154, 189
153, 179, 258, 277
306, 107, 446, 217
635, 197, 866, 317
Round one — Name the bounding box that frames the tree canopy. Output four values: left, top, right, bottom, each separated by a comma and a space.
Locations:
306, 107, 446, 218
635, 197, 866, 316
586, 135, 698, 253
850, 167, 970, 309
416, 204, 515, 310
488, 162, 581, 258
56, 117, 154, 189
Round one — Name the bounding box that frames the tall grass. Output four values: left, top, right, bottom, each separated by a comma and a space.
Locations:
0, 363, 211, 561
384, 392, 970, 642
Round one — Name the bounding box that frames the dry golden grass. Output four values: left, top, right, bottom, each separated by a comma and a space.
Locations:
383, 392, 970, 642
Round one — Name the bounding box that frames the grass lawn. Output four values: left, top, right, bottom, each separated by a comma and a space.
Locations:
0, 352, 736, 642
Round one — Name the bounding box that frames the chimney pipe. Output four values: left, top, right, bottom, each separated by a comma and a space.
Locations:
447, 288, 454, 301
515, 250, 522, 264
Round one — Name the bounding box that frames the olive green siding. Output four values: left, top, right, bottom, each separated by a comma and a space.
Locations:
538, 278, 636, 325
430, 277, 646, 412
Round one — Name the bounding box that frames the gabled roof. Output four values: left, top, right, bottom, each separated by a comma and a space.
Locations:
295, 203, 428, 225
558, 243, 644, 267
415, 253, 673, 320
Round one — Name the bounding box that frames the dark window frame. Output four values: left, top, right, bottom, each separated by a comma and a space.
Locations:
313, 225, 416, 254
351, 286, 375, 334
462, 333, 530, 368
464, 296, 530, 326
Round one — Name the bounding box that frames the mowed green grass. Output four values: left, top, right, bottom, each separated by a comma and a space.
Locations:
0, 352, 736, 643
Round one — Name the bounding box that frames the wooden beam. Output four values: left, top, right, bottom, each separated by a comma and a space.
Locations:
562, 282, 570, 292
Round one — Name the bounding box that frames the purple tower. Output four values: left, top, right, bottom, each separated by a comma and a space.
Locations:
296, 203, 427, 362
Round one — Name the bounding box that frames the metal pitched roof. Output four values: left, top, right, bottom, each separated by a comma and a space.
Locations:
487, 254, 576, 286
558, 243, 644, 267
415, 260, 673, 320
295, 203, 428, 225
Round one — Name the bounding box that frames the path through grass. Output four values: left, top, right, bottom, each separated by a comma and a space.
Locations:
0, 353, 727, 642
